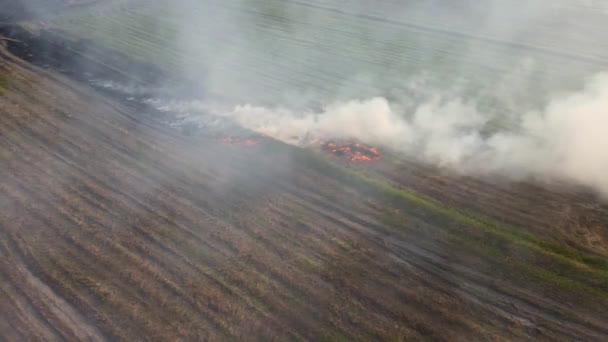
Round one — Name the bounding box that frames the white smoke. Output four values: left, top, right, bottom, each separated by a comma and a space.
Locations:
221, 72, 608, 196
158, 0, 608, 197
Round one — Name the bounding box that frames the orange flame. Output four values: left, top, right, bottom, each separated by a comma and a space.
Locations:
322, 141, 381, 161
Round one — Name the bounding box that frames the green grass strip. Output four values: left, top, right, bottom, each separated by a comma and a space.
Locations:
291, 147, 608, 277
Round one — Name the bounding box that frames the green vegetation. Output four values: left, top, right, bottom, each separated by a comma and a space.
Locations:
49, 0, 601, 112
51, 2, 181, 73
0, 74, 9, 94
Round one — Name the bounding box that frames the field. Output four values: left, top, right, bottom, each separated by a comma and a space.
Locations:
2, 1, 608, 340
49, 0, 608, 114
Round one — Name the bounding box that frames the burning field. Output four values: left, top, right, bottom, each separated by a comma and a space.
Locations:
321, 141, 382, 161
2, 1, 608, 341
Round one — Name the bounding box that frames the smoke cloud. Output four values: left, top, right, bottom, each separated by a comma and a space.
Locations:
162, 0, 608, 197
218, 72, 608, 196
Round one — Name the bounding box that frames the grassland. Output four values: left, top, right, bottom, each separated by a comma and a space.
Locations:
48, 0, 608, 115
1, 0, 608, 340
0, 65, 9, 94
0, 77, 7, 94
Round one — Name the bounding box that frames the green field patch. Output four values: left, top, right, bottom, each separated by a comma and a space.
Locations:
0, 74, 10, 94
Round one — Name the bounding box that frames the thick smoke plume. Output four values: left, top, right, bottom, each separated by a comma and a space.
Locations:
8, 0, 608, 195
223, 73, 608, 196
156, 0, 608, 196
170, 0, 608, 197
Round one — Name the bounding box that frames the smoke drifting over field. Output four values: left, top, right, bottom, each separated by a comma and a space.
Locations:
225, 74, 608, 196
162, 1, 608, 196
19, 0, 605, 196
